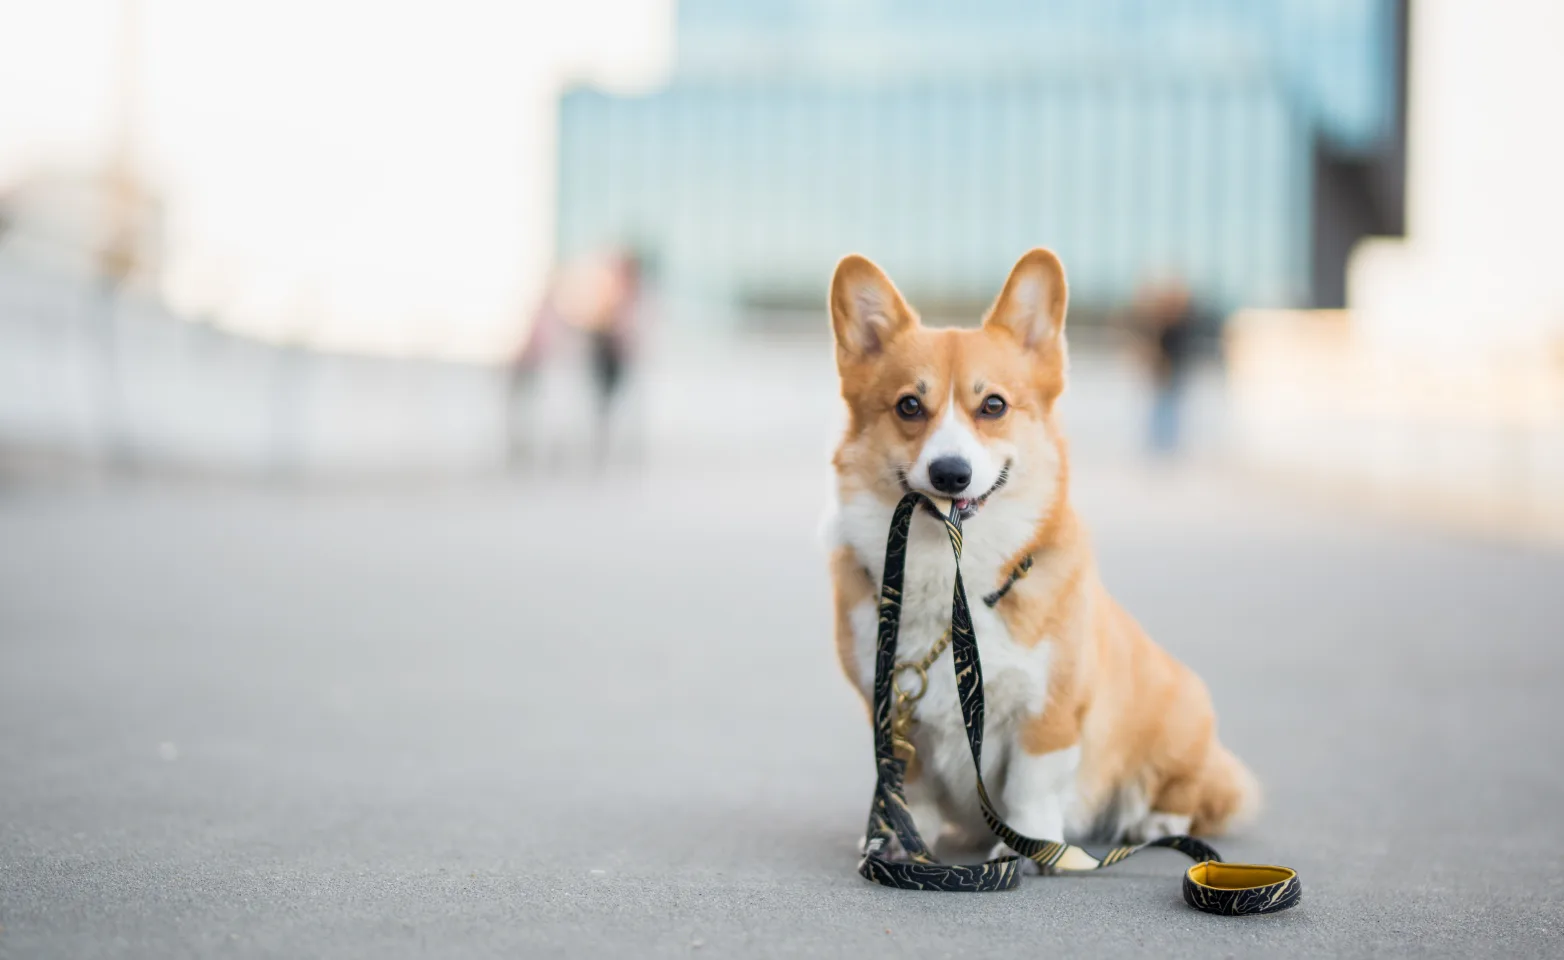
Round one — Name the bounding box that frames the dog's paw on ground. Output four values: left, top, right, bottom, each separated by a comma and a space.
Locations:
986, 842, 1044, 874
858, 834, 911, 861
1124, 811, 1192, 844
987, 841, 1109, 872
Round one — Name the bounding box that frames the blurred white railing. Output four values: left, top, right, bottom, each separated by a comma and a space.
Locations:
0, 260, 517, 475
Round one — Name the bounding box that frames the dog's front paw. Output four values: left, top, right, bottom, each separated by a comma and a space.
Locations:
988, 841, 1104, 872
1125, 811, 1192, 844
987, 842, 1043, 875
860, 834, 910, 861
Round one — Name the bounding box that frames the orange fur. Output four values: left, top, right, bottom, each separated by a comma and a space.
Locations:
828, 249, 1258, 839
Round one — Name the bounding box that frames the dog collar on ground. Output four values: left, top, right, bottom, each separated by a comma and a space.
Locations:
1183, 862, 1301, 915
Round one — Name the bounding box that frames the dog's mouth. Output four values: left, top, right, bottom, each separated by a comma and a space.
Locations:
899, 462, 1011, 522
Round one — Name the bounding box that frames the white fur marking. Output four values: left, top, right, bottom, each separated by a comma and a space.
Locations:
909, 387, 1000, 497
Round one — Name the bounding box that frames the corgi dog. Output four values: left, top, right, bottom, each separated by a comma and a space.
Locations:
827, 249, 1257, 867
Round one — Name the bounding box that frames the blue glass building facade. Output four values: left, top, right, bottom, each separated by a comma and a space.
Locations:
557, 0, 1404, 326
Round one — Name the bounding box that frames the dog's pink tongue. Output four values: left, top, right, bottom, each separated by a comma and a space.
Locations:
955, 498, 973, 511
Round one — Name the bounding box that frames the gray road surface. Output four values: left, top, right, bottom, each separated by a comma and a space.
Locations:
2, 458, 1563, 958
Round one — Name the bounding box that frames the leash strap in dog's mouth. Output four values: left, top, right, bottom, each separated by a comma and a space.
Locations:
858, 491, 1224, 893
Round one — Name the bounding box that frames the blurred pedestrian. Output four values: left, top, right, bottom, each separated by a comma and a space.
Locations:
515, 247, 650, 468
1132, 279, 1196, 455
557, 248, 647, 464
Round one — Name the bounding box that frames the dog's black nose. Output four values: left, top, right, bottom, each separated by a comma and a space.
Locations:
928, 456, 972, 495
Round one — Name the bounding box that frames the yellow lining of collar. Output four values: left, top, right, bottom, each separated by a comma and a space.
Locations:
1187, 863, 1295, 890
1183, 862, 1302, 915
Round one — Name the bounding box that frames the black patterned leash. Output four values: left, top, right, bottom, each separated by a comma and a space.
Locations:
858, 492, 1020, 891
863, 494, 1301, 913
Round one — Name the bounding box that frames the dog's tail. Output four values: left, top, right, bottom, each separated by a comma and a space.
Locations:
1190, 744, 1262, 837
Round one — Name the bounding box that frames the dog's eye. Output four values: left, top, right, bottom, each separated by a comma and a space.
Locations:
978, 395, 1007, 418
895, 395, 924, 420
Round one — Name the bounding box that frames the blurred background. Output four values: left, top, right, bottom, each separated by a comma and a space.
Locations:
1, 0, 1560, 540
3, 0, 1561, 540
4, 3, 1564, 956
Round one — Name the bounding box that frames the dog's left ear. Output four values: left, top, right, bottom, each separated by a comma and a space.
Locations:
984, 248, 1068, 351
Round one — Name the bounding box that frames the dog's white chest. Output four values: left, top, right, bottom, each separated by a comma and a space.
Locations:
833, 493, 1051, 805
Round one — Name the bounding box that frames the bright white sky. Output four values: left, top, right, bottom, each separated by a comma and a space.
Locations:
0, 0, 672, 360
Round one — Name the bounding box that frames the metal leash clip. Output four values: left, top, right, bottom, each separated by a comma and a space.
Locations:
888, 629, 951, 767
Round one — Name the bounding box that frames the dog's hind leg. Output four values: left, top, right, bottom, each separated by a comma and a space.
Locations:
1135, 744, 1261, 839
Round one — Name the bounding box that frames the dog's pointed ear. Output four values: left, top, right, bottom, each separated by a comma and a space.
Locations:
830, 254, 916, 366
984, 248, 1067, 351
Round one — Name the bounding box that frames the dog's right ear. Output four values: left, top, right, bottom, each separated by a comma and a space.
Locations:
829, 255, 916, 367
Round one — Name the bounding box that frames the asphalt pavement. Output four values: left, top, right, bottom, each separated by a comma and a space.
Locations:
2, 451, 1563, 958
